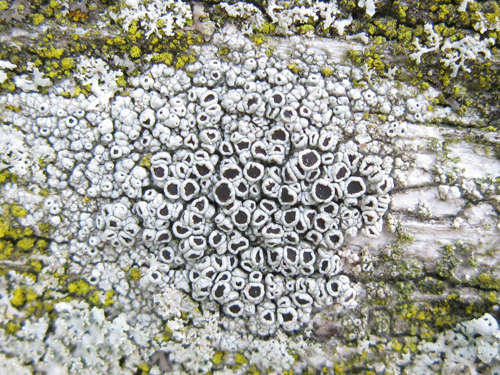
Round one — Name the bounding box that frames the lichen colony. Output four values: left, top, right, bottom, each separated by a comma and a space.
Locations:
1, 0, 500, 374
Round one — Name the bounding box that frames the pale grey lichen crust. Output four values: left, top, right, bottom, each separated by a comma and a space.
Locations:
0, 7, 499, 373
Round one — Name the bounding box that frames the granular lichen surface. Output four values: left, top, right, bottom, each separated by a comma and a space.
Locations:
0, 0, 500, 374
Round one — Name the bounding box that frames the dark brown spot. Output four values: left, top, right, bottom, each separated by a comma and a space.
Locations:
237, 181, 247, 193
272, 93, 283, 104
176, 226, 188, 235
153, 167, 165, 178
336, 167, 347, 180
271, 129, 286, 141
230, 240, 247, 251
347, 180, 363, 195
234, 210, 249, 225
159, 205, 169, 217
236, 141, 250, 151
166, 183, 178, 196
213, 233, 222, 244
296, 296, 310, 305
196, 164, 210, 176
158, 232, 171, 242
329, 234, 340, 243
280, 187, 295, 203
222, 168, 240, 180
284, 211, 296, 224
282, 312, 294, 322
215, 285, 225, 298
248, 95, 259, 106
286, 247, 297, 263
315, 183, 332, 200
184, 182, 196, 196
215, 182, 232, 202
249, 285, 261, 298
301, 151, 318, 167
229, 304, 241, 314
247, 166, 262, 179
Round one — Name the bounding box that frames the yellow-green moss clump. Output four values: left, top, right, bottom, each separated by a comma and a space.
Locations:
16, 237, 36, 251
61, 57, 75, 71
140, 154, 152, 168
235, 353, 248, 365
175, 54, 196, 69
11, 205, 28, 218
68, 280, 91, 296
213, 351, 224, 365
10, 287, 37, 308
130, 46, 142, 59
130, 268, 142, 280
32, 14, 45, 25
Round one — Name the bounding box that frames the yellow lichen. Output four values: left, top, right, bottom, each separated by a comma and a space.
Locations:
61, 58, 75, 71
11, 287, 26, 307
68, 280, 91, 295
32, 14, 45, 26
235, 353, 248, 364
130, 46, 141, 59
213, 351, 224, 365
11, 205, 27, 218
130, 268, 142, 280
17, 238, 36, 251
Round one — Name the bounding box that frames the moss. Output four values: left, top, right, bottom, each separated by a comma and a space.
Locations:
11, 287, 26, 307
288, 63, 299, 74
151, 52, 173, 65
68, 280, 91, 296
395, 223, 414, 244
419, 277, 445, 295
130, 267, 141, 280
37, 189, 50, 199
130, 46, 141, 59
0, 241, 13, 260
89, 291, 102, 306
486, 291, 498, 304
38, 47, 64, 59
49, 0, 61, 9
213, 351, 224, 365
175, 54, 196, 69
435, 245, 462, 279
235, 353, 248, 364
298, 24, 315, 34
30, 260, 43, 272
60, 57, 75, 70
5, 321, 21, 335
104, 290, 114, 306
470, 273, 500, 290
0, 1, 8, 11
321, 67, 333, 77
218, 47, 229, 55
32, 13, 45, 25
257, 22, 276, 34
17, 237, 36, 251
138, 363, 150, 374
116, 76, 127, 87
140, 154, 152, 168
11, 205, 27, 218
396, 281, 415, 300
